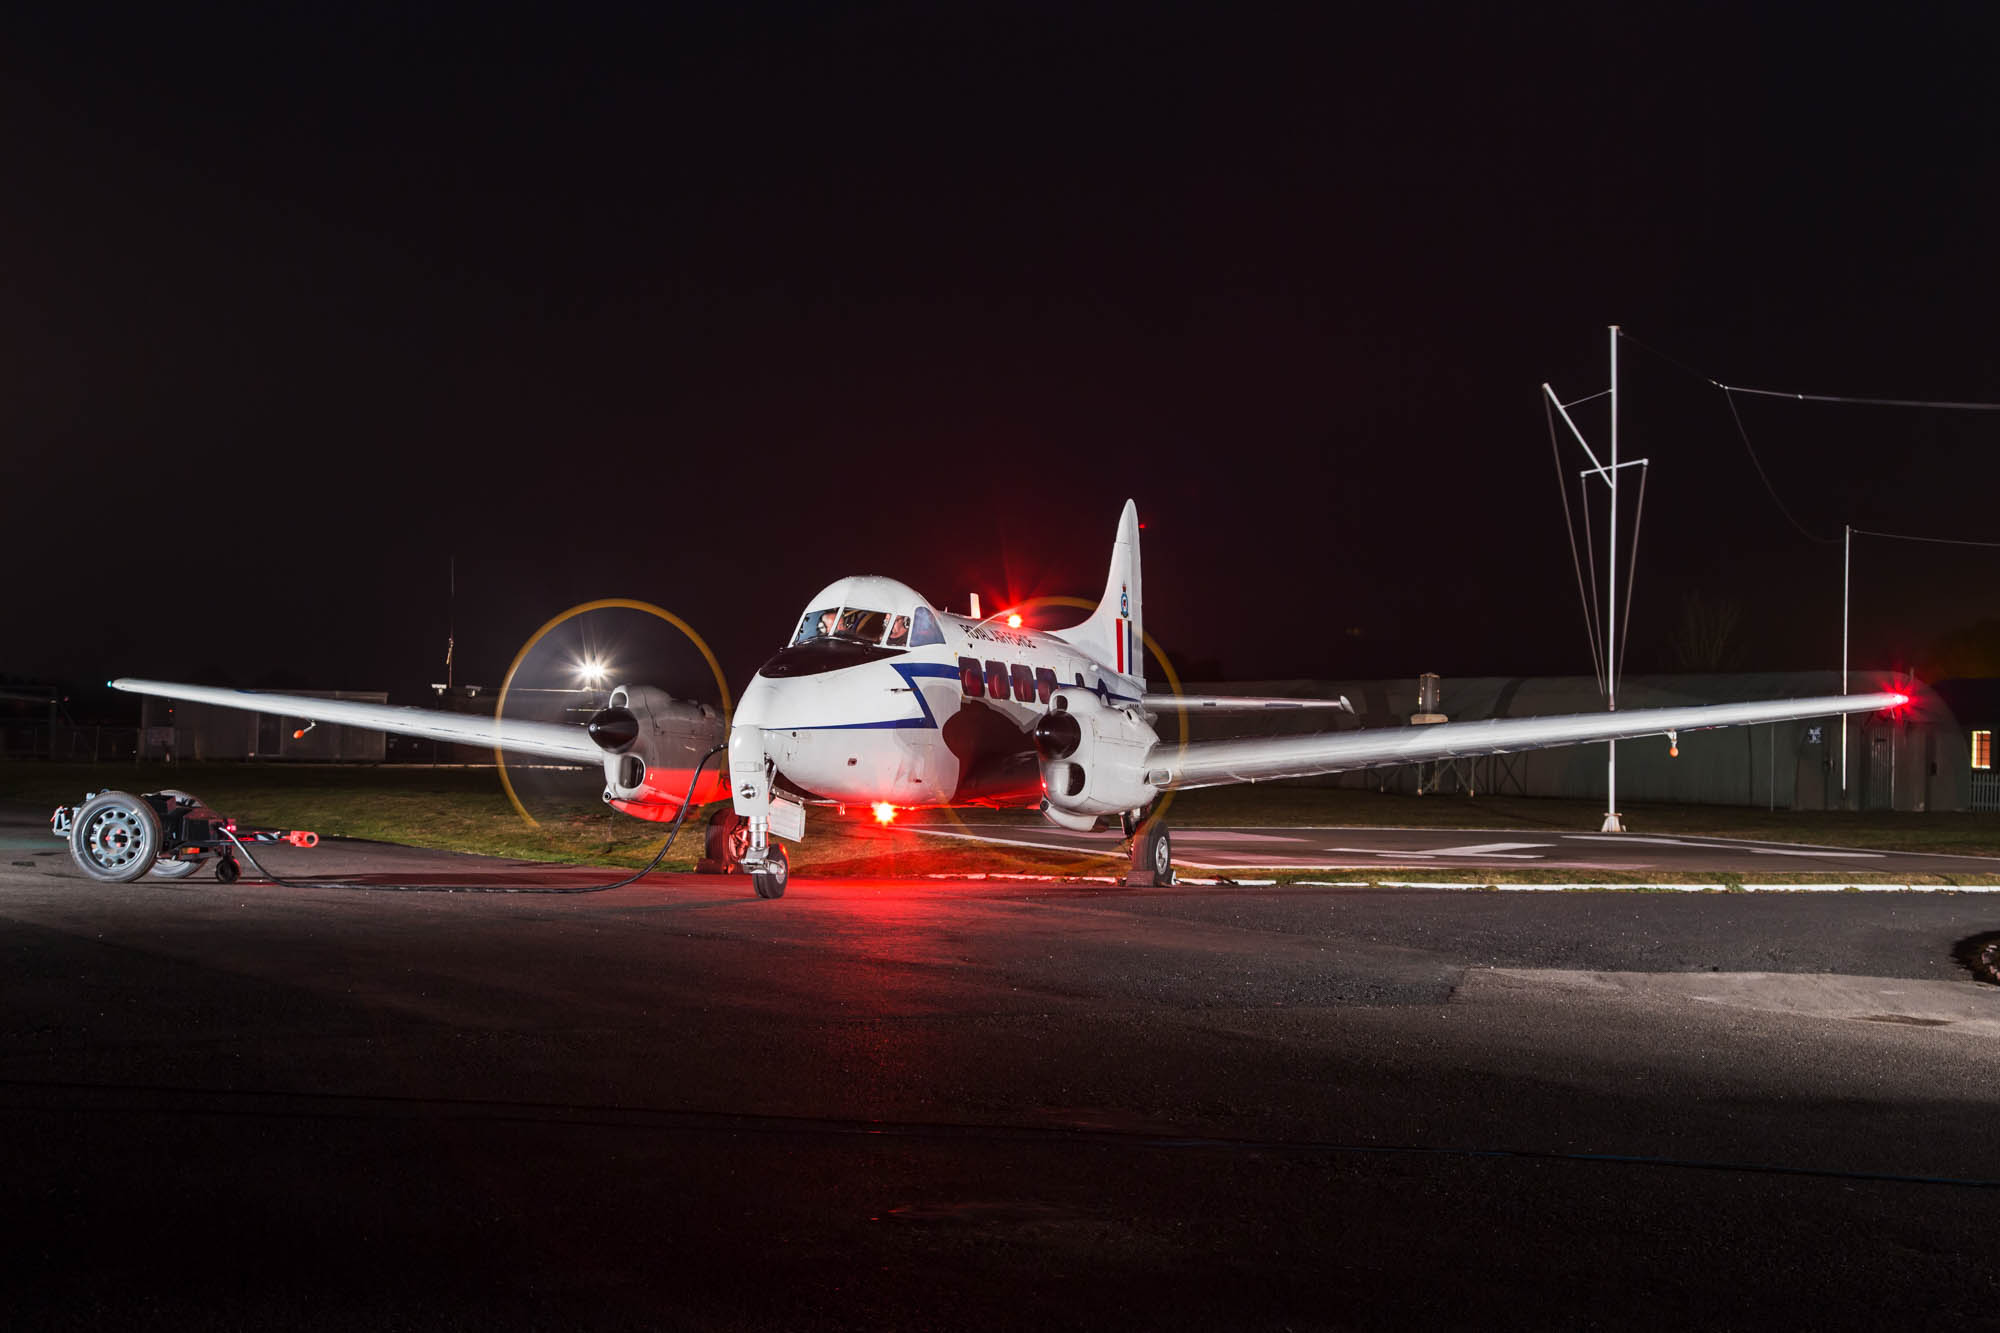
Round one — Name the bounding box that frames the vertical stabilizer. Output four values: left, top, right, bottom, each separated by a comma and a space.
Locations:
1058, 500, 1144, 686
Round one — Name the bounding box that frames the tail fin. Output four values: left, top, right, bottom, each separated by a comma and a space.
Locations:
1060, 500, 1144, 686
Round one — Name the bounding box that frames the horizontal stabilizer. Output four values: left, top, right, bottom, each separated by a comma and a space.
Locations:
1143, 693, 1354, 713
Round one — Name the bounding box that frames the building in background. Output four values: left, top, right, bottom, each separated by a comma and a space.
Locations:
138, 692, 386, 762
1190, 672, 1968, 813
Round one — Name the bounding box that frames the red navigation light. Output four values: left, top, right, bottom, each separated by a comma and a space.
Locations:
1889, 692, 1911, 707
871, 802, 897, 826
1006, 613, 1023, 628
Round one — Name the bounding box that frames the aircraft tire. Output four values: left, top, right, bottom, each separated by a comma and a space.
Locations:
704, 808, 750, 874
752, 843, 789, 899
1137, 822, 1174, 887
69, 790, 162, 883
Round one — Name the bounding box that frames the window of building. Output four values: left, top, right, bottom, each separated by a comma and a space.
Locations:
987, 660, 1009, 700
1975, 730, 1992, 770
959, 657, 984, 696
1011, 663, 1036, 703
909, 606, 945, 647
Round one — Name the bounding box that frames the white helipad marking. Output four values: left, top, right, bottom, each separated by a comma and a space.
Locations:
1751, 847, 1884, 859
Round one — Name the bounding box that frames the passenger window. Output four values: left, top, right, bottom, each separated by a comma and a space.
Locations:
1011, 664, 1035, 703
886, 614, 911, 648
1034, 667, 1057, 704
986, 661, 1009, 700
959, 657, 984, 696
909, 606, 945, 647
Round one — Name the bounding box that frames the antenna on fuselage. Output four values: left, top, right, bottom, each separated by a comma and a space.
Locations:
969, 592, 982, 619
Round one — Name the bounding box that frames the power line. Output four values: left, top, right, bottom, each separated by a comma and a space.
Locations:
1715, 384, 2000, 412
1720, 389, 1840, 544
1617, 330, 2000, 410
1853, 527, 2000, 550
1619, 330, 2000, 546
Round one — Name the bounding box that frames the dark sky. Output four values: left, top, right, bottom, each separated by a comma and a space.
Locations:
6, 2, 1997, 714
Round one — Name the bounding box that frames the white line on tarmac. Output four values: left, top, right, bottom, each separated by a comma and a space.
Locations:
1750, 847, 1884, 859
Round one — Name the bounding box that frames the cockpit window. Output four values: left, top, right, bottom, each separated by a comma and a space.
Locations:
835, 608, 888, 643
909, 606, 944, 647
793, 607, 840, 646
794, 600, 937, 651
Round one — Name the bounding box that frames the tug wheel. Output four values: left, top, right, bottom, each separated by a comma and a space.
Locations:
214, 856, 241, 885
148, 858, 202, 880
69, 791, 162, 882
752, 842, 789, 899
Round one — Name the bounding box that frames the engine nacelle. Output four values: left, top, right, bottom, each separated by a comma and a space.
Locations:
1033, 687, 1163, 820
592, 685, 729, 821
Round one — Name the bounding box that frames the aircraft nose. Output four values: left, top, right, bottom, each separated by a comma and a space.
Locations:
733, 674, 778, 729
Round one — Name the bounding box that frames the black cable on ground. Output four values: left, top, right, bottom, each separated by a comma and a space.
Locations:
217, 744, 727, 894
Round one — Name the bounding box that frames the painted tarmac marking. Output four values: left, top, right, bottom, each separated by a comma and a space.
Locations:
1750, 847, 1884, 859
1406, 842, 1555, 857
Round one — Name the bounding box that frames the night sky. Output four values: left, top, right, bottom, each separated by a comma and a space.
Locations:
7, 3, 1998, 717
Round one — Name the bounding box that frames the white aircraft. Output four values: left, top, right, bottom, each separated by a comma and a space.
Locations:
114, 501, 1904, 898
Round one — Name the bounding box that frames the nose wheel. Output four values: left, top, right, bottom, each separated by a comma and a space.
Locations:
751, 842, 789, 899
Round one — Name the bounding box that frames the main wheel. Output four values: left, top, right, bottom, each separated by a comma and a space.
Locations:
69, 791, 162, 882
1136, 823, 1174, 886
752, 842, 789, 899
148, 857, 202, 880
703, 808, 751, 873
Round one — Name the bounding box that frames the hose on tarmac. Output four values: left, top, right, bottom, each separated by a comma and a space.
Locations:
215, 745, 728, 894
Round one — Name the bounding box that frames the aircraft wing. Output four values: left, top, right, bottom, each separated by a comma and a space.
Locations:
1153, 692, 1903, 790
1144, 693, 1354, 714
110, 678, 600, 764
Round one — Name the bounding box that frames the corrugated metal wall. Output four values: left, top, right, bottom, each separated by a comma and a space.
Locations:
1184, 672, 1966, 812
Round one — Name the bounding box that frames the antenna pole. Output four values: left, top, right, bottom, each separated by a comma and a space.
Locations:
1841, 524, 1850, 804
447, 553, 456, 691
1602, 325, 1623, 833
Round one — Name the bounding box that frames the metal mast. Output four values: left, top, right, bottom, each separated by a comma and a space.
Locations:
1841, 524, 1850, 802
1602, 325, 1623, 833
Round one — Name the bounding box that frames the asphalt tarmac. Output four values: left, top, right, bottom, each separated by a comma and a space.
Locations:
6, 807, 2000, 1329
905, 820, 2000, 877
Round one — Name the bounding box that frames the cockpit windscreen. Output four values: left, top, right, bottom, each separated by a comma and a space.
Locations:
793, 606, 890, 646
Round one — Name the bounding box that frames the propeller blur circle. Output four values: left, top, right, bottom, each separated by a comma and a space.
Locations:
495, 599, 731, 832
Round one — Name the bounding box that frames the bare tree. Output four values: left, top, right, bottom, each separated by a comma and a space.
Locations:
1671, 593, 1741, 673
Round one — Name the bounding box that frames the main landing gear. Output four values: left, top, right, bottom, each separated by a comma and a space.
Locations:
1121, 804, 1174, 888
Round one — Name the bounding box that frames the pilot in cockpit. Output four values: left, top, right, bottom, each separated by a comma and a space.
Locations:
886, 614, 911, 647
